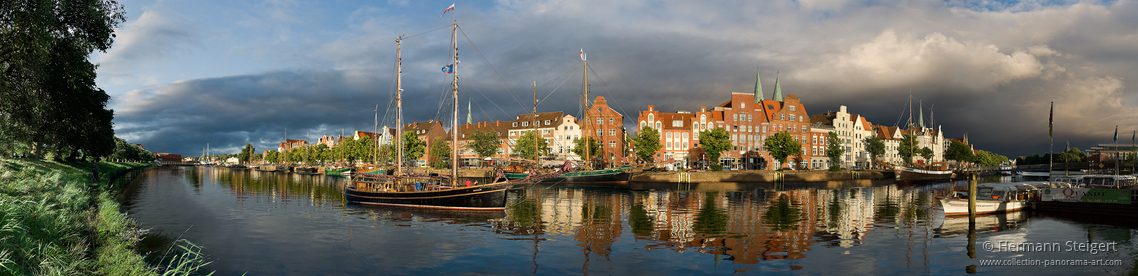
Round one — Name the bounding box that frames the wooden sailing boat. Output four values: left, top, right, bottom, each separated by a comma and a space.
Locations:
344, 19, 515, 210
895, 95, 954, 181
538, 50, 631, 185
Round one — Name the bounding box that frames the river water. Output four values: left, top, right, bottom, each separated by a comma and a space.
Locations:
119, 167, 1137, 275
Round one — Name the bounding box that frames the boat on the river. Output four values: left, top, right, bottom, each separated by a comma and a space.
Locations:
937, 181, 1066, 215
344, 22, 571, 210
895, 165, 955, 181
539, 167, 630, 184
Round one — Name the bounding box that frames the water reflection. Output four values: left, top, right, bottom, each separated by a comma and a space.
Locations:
122, 168, 1136, 275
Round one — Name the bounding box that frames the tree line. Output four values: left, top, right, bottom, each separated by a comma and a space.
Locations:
0, 0, 142, 162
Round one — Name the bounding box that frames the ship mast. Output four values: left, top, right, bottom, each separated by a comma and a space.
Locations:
533, 81, 539, 162
583, 50, 590, 170
396, 36, 404, 177
451, 20, 459, 186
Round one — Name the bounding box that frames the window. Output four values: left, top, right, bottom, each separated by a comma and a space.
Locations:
731, 134, 737, 141
656, 122, 661, 129
683, 133, 688, 139
609, 129, 616, 136
596, 130, 602, 136
748, 114, 752, 121
545, 120, 551, 125
768, 105, 774, 110
672, 120, 683, 127
597, 118, 603, 125
640, 121, 646, 129
700, 115, 706, 122
667, 142, 672, 149
701, 123, 706, 129
800, 117, 803, 122
733, 114, 738, 121
763, 126, 767, 133
609, 118, 613, 124
522, 121, 528, 127
781, 114, 785, 120
790, 114, 796, 121
742, 102, 746, 109
648, 114, 654, 122
610, 141, 615, 148
513, 122, 518, 127
790, 105, 796, 111
683, 142, 688, 148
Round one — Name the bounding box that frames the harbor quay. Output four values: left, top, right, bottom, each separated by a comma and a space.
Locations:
630, 169, 894, 184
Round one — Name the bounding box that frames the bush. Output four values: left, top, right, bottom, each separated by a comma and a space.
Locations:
829, 164, 842, 171
710, 164, 723, 171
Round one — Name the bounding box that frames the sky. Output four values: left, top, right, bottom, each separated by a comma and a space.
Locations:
94, 0, 1138, 159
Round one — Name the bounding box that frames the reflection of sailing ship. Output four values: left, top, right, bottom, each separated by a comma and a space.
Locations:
931, 211, 1027, 238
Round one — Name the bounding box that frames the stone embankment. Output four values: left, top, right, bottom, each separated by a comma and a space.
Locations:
632, 170, 893, 183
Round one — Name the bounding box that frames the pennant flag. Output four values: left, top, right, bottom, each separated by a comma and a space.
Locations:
441, 4, 455, 17
580, 49, 586, 61
441, 64, 454, 74
1048, 102, 1053, 139
1114, 125, 1118, 142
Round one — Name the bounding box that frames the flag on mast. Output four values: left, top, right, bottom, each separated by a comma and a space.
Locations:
580, 49, 586, 62
441, 4, 455, 17
441, 64, 454, 74
1114, 125, 1118, 142
1048, 102, 1053, 139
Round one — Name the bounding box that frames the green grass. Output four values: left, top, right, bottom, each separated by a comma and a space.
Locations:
0, 158, 213, 275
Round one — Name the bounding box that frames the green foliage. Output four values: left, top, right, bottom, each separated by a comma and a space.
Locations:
974, 150, 1010, 167
710, 164, 724, 171
467, 131, 501, 165
629, 203, 655, 236
829, 164, 842, 171
429, 137, 451, 169
238, 143, 255, 164
698, 127, 731, 166
920, 147, 934, 161
511, 131, 549, 160
0, 159, 178, 275
764, 132, 802, 167
107, 137, 154, 162
863, 136, 885, 169
402, 132, 426, 165
571, 137, 602, 162
313, 143, 330, 164
763, 194, 802, 232
945, 140, 974, 163
631, 126, 661, 164
826, 132, 844, 167
899, 134, 917, 164
0, 0, 126, 159
1056, 147, 1087, 163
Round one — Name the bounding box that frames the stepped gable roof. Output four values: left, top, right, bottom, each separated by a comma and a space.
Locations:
857, 116, 873, 131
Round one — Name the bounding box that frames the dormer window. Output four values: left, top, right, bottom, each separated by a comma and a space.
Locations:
513, 122, 518, 127
545, 120, 551, 125
790, 106, 797, 111
522, 121, 529, 127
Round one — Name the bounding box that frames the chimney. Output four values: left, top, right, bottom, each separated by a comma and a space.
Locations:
648, 105, 654, 111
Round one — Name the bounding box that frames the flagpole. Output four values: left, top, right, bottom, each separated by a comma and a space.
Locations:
1048, 101, 1053, 179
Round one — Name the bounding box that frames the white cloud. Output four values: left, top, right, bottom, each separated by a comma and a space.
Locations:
793, 30, 1047, 92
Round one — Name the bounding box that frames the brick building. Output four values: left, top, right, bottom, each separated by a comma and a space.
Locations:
583, 96, 628, 168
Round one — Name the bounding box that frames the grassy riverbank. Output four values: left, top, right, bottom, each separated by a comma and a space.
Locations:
0, 158, 208, 275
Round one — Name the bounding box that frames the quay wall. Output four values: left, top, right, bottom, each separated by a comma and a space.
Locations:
631, 170, 893, 183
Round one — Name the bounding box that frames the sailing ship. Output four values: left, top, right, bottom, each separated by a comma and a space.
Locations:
537, 49, 631, 185
344, 18, 522, 210
893, 95, 954, 181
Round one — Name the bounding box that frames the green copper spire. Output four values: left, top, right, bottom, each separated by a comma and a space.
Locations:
918, 103, 925, 128
754, 70, 763, 103
773, 71, 783, 102
466, 101, 472, 125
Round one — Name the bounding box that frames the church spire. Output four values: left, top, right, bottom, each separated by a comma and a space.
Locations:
466, 101, 472, 125
754, 69, 763, 103
918, 102, 925, 129
773, 71, 783, 102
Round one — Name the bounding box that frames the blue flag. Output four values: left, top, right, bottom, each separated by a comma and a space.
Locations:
441, 64, 454, 74
1114, 125, 1118, 142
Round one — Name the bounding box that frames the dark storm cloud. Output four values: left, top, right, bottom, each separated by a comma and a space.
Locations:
107, 0, 1138, 159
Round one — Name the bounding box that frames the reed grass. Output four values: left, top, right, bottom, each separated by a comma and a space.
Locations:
0, 158, 215, 275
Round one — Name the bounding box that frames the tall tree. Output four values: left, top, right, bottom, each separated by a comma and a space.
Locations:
944, 140, 974, 163
898, 134, 918, 164
512, 130, 549, 160
429, 136, 451, 169
467, 131, 500, 167
764, 131, 803, 170
698, 127, 731, 170
401, 132, 426, 165
238, 143, 255, 164
920, 147, 934, 162
631, 126, 661, 164
571, 137, 602, 163
826, 132, 843, 171
863, 136, 885, 169
0, 0, 126, 158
